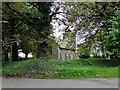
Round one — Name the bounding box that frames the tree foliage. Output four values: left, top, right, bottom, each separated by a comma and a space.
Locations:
64, 2, 119, 58
102, 9, 120, 58
2, 2, 53, 61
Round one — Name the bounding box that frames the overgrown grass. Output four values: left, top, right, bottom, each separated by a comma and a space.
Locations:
2, 58, 120, 79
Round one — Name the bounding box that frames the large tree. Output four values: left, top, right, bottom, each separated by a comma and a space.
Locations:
2, 2, 53, 61
63, 2, 119, 57
102, 9, 120, 58
2, 2, 22, 61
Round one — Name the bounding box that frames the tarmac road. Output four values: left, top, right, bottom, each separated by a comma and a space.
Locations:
2, 78, 119, 88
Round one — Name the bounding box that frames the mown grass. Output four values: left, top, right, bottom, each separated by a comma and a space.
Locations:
2, 58, 120, 79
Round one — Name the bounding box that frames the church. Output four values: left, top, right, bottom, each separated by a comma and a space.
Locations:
52, 38, 78, 61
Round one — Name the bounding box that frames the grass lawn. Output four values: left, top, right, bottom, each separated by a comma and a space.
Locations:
2, 58, 120, 79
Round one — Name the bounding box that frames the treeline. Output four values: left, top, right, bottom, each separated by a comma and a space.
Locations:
65, 2, 120, 58
2, 2, 120, 62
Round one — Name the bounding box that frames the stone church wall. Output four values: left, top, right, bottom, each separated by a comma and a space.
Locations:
52, 44, 78, 60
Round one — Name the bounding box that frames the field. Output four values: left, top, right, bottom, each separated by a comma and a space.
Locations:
2, 58, 120, 79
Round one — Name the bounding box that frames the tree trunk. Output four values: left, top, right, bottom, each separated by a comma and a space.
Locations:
12, 42, 18, 61
36, 42, 48, 58
4, 50, 8, 61
25, 53, 28, 59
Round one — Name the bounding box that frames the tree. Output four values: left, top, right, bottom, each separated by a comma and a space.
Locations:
65, 2, 118, 41
2, 2, 21, 61
102, 10, 120, 58
2, 2, 54, 61
19, 24, 37, 59
62, 2, 119, 56
31, 2, 52, 58
78, 42, 91, 58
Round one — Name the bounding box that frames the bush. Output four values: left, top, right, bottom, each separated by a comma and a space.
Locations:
79, 54, 90, 58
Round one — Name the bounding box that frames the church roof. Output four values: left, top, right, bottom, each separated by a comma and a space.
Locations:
57, 38, 75, 51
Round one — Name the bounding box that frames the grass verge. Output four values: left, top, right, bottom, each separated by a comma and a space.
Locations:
2, 58, 120, 79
